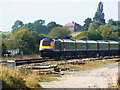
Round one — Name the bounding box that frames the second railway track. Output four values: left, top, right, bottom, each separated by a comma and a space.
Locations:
1, 56, 120, 66
1, 58, 53, 66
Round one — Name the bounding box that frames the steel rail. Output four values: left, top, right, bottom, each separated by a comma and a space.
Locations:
1, 56, 120, 66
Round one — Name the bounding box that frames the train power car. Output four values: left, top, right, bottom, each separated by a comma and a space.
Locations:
39, 38, 120, 59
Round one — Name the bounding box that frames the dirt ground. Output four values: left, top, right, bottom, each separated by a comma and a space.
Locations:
40, 62, 119, 88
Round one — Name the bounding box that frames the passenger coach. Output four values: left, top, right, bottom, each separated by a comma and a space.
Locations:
39, 38, 120, 59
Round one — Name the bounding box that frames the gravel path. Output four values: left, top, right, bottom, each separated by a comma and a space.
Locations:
40, 62, 119, 88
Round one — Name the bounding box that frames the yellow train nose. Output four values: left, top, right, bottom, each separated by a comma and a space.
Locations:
42, 41, 54, 49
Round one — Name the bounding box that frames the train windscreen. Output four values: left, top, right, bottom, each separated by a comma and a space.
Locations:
42, 41, 51, 46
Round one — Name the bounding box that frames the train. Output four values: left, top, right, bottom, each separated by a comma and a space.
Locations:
39, 38, 120, 59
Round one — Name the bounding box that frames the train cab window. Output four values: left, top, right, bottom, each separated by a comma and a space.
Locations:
42, 41, 51, 46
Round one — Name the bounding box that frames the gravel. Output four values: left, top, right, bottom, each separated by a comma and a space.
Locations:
40, 62, 119, 88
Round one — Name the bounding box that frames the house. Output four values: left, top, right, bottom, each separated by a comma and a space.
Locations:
64, 21, 82, 32
4, 49, 20, 56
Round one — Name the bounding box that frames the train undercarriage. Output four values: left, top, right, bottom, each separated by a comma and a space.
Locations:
40, 50, 120, 59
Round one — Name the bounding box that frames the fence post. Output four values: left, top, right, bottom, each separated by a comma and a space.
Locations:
7, 60, 16, 69
20, 51, 23, 59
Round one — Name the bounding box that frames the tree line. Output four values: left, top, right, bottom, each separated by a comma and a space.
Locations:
2, 1, 120, 55
11, 20, 62, 35
2, 27, 70, 55
72, 2, 120, 40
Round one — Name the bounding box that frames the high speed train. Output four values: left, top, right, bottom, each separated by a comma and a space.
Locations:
39, 38, 120, 59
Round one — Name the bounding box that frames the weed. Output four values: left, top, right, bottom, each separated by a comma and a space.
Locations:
59, 60, 115, 71
1, 66, 40, 89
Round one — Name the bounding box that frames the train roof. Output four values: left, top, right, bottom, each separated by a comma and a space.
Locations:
108, 41, 119, 44
86, 40, 97, 43
53, 38, 75, 42
42, 38, 120, 44
75, 40, 86, 43
97, 40, 119, 44
62, 39, 75, 43
97, 40, 108, 43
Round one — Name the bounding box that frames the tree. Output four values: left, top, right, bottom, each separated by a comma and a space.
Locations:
82, 18, 92, 31
11, 20, 24, 33
74, 31, 89, 39
39, 34, 48, 40
77, 36, 88, 40
47, 21, 62, 28
88, 21, 104, 31
93, 2, 105, 23
11, 29, 40, 54
2, 40, 7, 56
2, 32, 11, 39
102, 27, 119, 40
49, 27, 71, 39
22, 23, 34, 31
32, 19, 50, 35
108, 19, 119, 26
47, 21, 62, 31
12, 19, 51, 35
97, 24, 119, 33
88, 31, 103, 40
3, 39, 18, 50
72, 31, 103, 40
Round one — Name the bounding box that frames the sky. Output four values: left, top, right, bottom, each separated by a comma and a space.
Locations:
0, 0, 119, 32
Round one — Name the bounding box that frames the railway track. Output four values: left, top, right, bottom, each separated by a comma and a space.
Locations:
1, 56, 120, 66
1, 56, 120, 75
0, 58, 53, 66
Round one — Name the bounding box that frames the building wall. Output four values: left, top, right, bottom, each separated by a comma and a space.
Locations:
6, 49, 19, 56
64, 21, 82, 32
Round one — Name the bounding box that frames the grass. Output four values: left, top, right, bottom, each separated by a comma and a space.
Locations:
2, 66, 32, 89
2, 66, 41, 89
38, 75, 58, 82
59, 60, 115, 71
1, 66, 58, 89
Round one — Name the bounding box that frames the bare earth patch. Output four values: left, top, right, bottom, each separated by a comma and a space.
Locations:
40, 62, 118, 88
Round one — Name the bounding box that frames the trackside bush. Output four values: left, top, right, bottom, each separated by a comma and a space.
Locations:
1, 66, 41, 89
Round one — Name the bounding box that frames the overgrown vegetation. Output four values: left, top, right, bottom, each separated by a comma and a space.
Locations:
1, 66, 58, 89
59, 60, 115, 71
38, 75, 58, 82
2, 66, 40, 89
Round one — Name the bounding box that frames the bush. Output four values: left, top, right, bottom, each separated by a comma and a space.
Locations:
72, 30, 103, 40
1, 66, 41, 89
49, 27, 71, 39
10, 29, 40, 54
